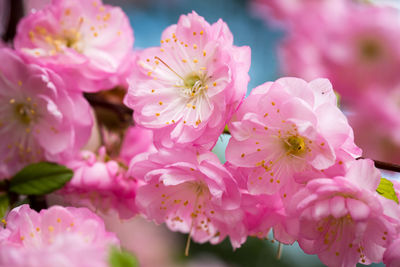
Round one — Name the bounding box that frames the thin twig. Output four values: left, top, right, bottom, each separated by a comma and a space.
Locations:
356, 157, 400, 173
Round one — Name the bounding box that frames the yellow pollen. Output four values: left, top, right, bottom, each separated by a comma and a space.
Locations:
182, 59, 187, 63
93, 32, 98, 37
241, 153, 245, 158
18, 80, 22, 86
285, 136, 306, 155
200, 30, 204, 35
270, 178, 274, 183
193, 32, 196, 36
36, 227, 40, 232
57, 218, 61, 223
65, 9, 71, 16
155, 113, 160, 117
264, 126, 268, 130
203, 50, 206, 57
193, 44, 198, 49
213, 82, 217, 87
20, 236, 25, 241
271, 102, 275, 106
151, 89, 155, 93
193, 59, 198, 63
48, 226, 54, 232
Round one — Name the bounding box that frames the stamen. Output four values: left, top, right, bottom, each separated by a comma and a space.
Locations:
154, 56, 184, 80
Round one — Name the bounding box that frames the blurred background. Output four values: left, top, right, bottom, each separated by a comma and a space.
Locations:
2, 0, 400, 266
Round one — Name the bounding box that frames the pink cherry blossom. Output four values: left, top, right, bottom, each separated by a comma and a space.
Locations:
0, 204, 119, 267
60, 147, 137, 219
130, 147, 246, 248
124, 11, 250, 149
0, 48, 93, 179
226, 77, 361, 195
14, 0, 134, 92
279, 5, 400, 102
289, 159, 400, 267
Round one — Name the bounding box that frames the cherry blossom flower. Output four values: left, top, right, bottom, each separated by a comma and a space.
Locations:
289, 159, 400, 266
130, 147, 246, 249
124, 11, 250, 148
59, 147, 137, 219
14, 0, 134, 92
0, 48, 92, 178
279, 5, 400, 102
0, 204, 119, 267
226, 77, 361, 195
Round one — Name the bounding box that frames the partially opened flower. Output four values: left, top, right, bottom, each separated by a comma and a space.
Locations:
226, 77, 361, 195
131, 147, 246, 249
124, 11, 250, 148
0, 48, 92, 178
60, 147, 137, 219
289, 159, 400, 266
0, 205, 119, 267
15, 0, 134, 92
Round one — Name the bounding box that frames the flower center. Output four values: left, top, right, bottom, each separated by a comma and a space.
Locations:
14, 103, 35, 125
359, 38, 382, 62
62, 29, 82, 51
182, 73, 207, 98
284, 136, 306, 156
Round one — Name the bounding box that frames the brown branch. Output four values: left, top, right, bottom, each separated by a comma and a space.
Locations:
356, 157, 400, 173
2, 0, 24, 42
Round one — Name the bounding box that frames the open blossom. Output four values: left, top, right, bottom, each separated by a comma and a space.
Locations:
0, 48, 92, 178
288, 159, 400, 267
60, 147, 137, 219
14, 0, 134, 92
279, 5, 400, 102
124, 11, 250, 148
0, 205, 119, 267
131, 147, 246, 248
226, 77, 361, 195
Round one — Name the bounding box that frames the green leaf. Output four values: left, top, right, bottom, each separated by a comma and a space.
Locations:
0, 194, 9, 219
9, 162, 73, 196
376, 178, 399, 204
109, 247, 138, 267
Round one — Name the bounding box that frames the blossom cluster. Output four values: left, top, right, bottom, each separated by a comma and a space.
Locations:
253, 0, 400, 164
0, 0, 399, 266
